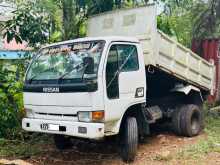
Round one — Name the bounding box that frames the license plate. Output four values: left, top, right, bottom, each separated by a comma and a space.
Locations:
41, 123, 59, 131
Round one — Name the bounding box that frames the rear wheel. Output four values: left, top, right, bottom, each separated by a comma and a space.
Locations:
53, 134, 72, 150
172, 106, 182, 135
180, 104, 202, 137
119, 117, 138, 162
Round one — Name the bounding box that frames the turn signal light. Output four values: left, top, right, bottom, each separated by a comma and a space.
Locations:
92, 111, 104, 122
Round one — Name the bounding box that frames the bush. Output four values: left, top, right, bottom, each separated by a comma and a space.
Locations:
0, 59, 26, 139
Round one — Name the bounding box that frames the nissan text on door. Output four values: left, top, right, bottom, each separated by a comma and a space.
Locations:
22, 4, 215, 162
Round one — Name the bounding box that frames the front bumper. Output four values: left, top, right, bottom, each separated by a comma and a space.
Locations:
22, 118, 105, 139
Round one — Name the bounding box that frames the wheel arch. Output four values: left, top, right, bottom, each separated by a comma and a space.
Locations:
115, 103, 150, 137
172, 85, 204, 106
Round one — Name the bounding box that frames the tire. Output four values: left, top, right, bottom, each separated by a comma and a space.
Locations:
120, 117, 138, 162
180, 104, 202, 137
172, 106, 182, 136
53, 134, 72, 150
200, 106, 205, 130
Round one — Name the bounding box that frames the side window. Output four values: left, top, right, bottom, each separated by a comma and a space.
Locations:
118, 45, 139, 72
106, 45, 119, 99
105, 44, 139, 99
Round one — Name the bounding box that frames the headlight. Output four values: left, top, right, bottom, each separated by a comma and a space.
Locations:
78, 111, 92, 122
78, 111, 104, 122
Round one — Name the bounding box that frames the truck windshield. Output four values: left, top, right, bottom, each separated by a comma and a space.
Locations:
26, 41, 105, 83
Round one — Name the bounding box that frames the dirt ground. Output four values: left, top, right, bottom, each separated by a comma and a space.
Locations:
1, 125, 220, 165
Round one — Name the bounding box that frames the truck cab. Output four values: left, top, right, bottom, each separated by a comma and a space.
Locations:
22, 36, 146, 139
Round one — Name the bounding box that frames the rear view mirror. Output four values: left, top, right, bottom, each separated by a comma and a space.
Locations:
83, 57, 94, 74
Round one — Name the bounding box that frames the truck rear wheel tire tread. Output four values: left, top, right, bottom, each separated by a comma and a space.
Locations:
172, 106, 182, 136
120, 117, 138, 162
180, 104, 202, 137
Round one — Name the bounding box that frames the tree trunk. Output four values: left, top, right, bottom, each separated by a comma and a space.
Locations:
62, 0, 77, 40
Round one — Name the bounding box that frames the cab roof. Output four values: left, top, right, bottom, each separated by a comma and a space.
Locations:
41, 36, 139, 49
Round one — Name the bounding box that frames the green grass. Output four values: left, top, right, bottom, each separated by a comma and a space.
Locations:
0, 134, 52, 158
177, 117, 220, 160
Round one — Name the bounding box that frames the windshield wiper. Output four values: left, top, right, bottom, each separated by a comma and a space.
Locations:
57, 63, 83, 81
27, 67, 57, 84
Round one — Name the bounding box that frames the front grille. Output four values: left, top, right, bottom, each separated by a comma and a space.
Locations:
35, 112, 77, 118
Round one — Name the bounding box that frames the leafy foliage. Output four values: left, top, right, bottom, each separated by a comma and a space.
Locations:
3, 0, 193, 47
192, 0, 220, 39
0, 58, 28, 139
156, 0, 220, 46
156, 0, 195, 47
157, 15, 175, 36
3, 2, 50, 48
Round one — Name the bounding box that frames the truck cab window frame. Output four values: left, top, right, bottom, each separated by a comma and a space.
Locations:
105, 43, 139, 99
106, 44, 119, 99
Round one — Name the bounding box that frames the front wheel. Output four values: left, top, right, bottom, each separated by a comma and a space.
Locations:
119, 117, 138, 162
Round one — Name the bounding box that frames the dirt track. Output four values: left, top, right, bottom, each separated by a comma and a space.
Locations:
1, 124, 220, 165
27, 134, 204, 165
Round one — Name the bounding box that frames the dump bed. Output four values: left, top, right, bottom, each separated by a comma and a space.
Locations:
155, 31, 214, 91
87, 4, 215, 92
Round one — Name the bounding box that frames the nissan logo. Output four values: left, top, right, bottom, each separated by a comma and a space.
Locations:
43, 87, 59, 93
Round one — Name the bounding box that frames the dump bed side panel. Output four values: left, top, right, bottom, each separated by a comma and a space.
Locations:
87, 5, 158, 65
87, 5, 157, 38
154, 31, 215, 91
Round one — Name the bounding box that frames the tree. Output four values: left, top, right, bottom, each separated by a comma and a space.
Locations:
62, 0, 77, 40
193, 0, 220, 39
156, 0, 195, 47
3, 0, 198, 47
3, 0, 86, 44
37, 0, 63, 42
3, 1, 51, 48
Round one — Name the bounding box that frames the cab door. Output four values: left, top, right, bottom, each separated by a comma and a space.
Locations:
104, 42, 146, 125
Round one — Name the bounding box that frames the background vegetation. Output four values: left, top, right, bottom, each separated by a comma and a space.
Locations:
2, 0, 220, 48
0, 54, 30, 139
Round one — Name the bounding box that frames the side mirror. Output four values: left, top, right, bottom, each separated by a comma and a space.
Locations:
83, 57, 94, 74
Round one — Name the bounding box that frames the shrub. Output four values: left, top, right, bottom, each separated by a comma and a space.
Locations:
0, 59, 26, 139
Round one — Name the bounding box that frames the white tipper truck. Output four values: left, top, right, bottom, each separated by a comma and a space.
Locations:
22, 4, 215, 162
